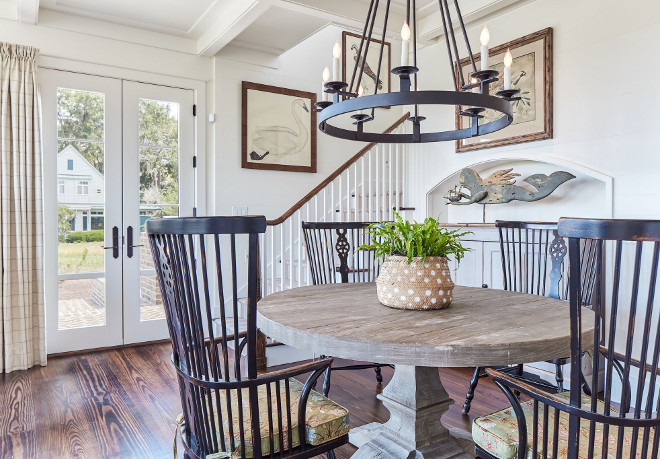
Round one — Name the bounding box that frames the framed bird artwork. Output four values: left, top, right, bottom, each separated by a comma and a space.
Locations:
242, 82, 317, 173
342, 31, 391, 105
455, 28, 553, 152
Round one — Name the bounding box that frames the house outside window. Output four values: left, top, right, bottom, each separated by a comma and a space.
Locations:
90, 210, 104, 230
77, 181, 89, 195
59, 180, 65, 194
67, 159, 73, 170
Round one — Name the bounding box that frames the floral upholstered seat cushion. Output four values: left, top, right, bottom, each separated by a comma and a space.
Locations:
182, 377, 349, 458
473, 394, 655, 458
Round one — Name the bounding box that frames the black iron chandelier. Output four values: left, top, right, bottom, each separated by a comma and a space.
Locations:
315, 0, 520, 143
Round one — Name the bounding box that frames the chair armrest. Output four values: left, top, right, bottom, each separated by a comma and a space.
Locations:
178, 357, 333, 391
255, 358, 333, 385
486, 368, 659, 428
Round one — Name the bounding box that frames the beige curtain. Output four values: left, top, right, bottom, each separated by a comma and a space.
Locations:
0, 43, 46, 372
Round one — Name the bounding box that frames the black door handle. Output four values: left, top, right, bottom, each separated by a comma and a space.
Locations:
101, 226, 119, 259
127, 225, 144, 258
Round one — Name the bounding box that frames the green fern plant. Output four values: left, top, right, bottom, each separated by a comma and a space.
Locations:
359, 211, 471, 264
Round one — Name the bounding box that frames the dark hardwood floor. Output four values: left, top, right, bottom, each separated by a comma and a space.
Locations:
0, 343, 510, 458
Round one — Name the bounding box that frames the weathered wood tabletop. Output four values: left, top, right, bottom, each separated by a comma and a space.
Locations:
257, 282, 595, 368
257, 283, 595, 458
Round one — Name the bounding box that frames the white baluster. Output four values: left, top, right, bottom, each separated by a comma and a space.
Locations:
331, 182, 335, 222
288, 218, 293, 290
297, 210, 302, 287
306, 202, 311, 285
395, 142, 400, 217
368, 149, 373, 221
388, 143, 393, 221
270, 225, 275, 294
279, 223, 284, 292
375, 146, 380, 221
353, 162, 358, 222
401, 133, 408, 207
314, 195, 318, 222
260, 232, 265, 298
361, 156, 365, 221
346, 167, 351, 222
338, 173, 343, 222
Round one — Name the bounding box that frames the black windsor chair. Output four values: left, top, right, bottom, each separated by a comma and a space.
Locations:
148, 216, 349, 459
463, 221, 596, 415
301, 221, 392, 396
474, 218, 660, 459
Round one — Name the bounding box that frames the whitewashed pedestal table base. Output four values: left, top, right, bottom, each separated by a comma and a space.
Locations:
350, 365, 472, 458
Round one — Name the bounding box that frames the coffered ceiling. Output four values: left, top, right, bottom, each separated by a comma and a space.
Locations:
3, 0, 532, 60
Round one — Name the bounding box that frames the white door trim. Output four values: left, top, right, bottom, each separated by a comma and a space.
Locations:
41, 69, 124, 353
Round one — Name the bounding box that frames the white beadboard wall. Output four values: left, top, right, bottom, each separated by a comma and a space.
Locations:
406, 0, 660, 222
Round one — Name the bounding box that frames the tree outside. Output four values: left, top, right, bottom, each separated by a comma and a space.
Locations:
57, 90, 180, 275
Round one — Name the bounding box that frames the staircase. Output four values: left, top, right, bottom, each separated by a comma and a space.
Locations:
260, 113, 413, 297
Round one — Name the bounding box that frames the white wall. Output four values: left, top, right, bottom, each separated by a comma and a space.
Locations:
407, 0, 660, 222
212, 25, 404, 219
0, 16, 212, 216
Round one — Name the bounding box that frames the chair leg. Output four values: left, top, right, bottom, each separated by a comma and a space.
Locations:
374, 365, 383, 383
580, 370, 592, 396
327, 450, 336, 459
323, 366, 332, 397
514, 364, 524, 397
462, 366, 481, 415
555, 362, 564, 393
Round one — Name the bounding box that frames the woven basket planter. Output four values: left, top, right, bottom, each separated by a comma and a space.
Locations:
376, 255, 454, 310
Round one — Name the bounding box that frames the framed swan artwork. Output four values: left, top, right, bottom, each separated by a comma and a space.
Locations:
242, 82, 317, 173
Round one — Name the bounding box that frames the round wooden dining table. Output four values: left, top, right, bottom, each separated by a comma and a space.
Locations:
257, 283, 595, 458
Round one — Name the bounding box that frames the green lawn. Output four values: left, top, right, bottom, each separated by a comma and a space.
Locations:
59, 241, 105, 274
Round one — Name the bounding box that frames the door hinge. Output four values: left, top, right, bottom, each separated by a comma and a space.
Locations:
193, 104, 197, 116
193, 155, 197, 168
193, 207, 197, 217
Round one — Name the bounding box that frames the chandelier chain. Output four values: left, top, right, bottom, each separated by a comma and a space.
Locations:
347, 0, 376, 95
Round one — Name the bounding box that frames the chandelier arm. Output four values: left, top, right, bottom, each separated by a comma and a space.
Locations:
354, 0, 380, 98
453, 0, 478, 75
412, 0, 419, 118
442, 0, 465, 90
438, 0, 460, 92
372, 0, 391, 97
348, 0, 376, 94
370, 0, 392, 119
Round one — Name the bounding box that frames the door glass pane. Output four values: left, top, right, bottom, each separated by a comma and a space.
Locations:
56, 88, 106, 329
138, 99, 179, 321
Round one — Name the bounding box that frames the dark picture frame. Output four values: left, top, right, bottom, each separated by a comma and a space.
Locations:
242, 81, 317, 173
342, 31, 391, 101
455, 27, 553, 152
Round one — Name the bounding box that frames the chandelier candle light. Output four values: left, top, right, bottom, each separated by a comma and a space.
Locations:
314, 0, 520, 144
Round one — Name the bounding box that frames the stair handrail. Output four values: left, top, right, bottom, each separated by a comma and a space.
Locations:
266, 112, 410, 225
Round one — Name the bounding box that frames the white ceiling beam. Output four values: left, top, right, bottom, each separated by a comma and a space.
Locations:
17, 0, 39, 24
418, 0, 532, 42
196, 0, 274, 57
274, 0, 408, 43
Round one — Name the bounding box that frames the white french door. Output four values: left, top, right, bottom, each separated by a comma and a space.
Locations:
42, 70, 195, 353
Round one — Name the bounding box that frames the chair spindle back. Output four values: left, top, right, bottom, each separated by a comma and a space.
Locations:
559, 218, 660, 458
302, 221, 382, 285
